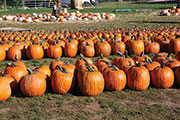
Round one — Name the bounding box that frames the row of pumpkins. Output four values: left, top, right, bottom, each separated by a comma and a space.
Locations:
160, 6, 180, 16
1, 50, 180, 101
1, 12, 115, 23
0, 26, 180, 61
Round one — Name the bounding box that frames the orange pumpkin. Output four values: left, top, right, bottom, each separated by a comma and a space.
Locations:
20, 69, 46, 96
151, 61, 174, 89
0, 78, 11, 101
127, 62, 150, 90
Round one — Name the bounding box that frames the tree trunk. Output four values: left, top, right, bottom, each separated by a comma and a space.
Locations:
22, 0, 24, 10
4, 0, 7, 11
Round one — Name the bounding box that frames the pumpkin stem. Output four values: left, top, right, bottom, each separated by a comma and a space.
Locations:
140, 51, 144, 57
131, 35, 137, 40
160, 61, 165, 68
117, 52, 123, 57
125, 31, 129, 36
86, 42, 90, 46
144, 57, 148, 63
32, 41, 36, 45
112, 65, 118, 71
128, 61, 132, 66
80, 53, 90, 65
0, 72, 5, 76
53, 40, 57, 46
14, 55, 18, 62
148, 59, 153, 64
56, 65, 62, 71
136, 61, 141, 67
86, 64, 93, 72
56, 57, 61, 61
26, 68, 33, 74
125, 50, 129, 58
64, 61, 70, 65
67, 37, 72, 43
100, 38, 104, 43
61, 67, 68, 73
165, 57, 173, 63
100, 54, 104, 59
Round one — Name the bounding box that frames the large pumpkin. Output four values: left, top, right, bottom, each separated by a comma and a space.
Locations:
95, 38, 111, 57
47, 41, 62, 59
126, 35, 144, 55
51, 67, 74, 94
20, 70, 46, 96
7, 45, 22, 60
104, 65, 126, 91
151, 61, 174, 89
26, 42, 44, 59
78, 64, 104, 96
4, 63, 28, 83
127, 62, 150, 90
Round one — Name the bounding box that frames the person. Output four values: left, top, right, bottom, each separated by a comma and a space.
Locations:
52, 0, 62, 17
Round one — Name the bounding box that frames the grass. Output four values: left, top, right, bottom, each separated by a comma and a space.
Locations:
0, 1, 180, 120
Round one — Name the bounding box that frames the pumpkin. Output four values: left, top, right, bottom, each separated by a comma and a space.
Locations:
175, 66, 180, 86
117, 50, 135, 73
168, 37, 180, 54
127, 62, 150, 90
6, 55, 26, 69
47, 40, 63, 59
78, 64, 104, 96
0, 78, 11, 101
112, 52, 124, 66
133, 51, 150, 63
165, 57, 180, 71
7, 45, 22, 60
0, 45, 6, 61
144, 59, 160, 71
95, 38, 111, 57
81, 42, 95, 57
151, 61, 174, 88
111, 39, 125, 54
104, 65, 126, 91
60, 61, 75, 74
26, 41, 44, 59
4, 63, 28, 83
0, 72, 17, 91
51, 67, 74, 94
153, 52, 172, 63
20, 69, 46, 96
145, 39, 160, 54
49, 57, 64, 71
175, 51, 180, 61
64, 37, 78, 57
126, 35, 144, 55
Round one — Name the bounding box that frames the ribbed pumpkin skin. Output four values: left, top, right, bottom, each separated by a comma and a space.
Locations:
7, 46, 22, 60
20, 74, 46, 97
47, 45, 62, 59
26, 44, 44, 59
0, 46, 6, 62
4, 65, 28, 83
127, 66, 150, 90
64, 42, 78, 57
78, 70, 104, 96
0, 79, 11, 101
126, 39, 144, 55
151, 66, 174, 89
49, 60, 64, 71
51, 71, 74, 94
95, 41, 111, 57
104, 69, 126, 91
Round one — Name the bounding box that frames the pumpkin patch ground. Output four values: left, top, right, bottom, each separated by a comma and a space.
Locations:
0, 1, 180, 120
